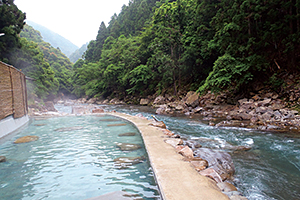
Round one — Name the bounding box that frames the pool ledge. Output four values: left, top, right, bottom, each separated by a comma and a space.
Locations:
108, 112, 230, 200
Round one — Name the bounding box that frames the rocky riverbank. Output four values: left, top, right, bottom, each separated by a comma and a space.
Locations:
46, 89, 300, 133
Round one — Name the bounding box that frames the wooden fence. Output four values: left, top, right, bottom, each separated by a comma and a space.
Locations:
0, 61, 28, 120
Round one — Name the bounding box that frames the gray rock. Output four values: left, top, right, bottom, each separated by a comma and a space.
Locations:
153, 95, 166, 104
194, 148, 235, 181
185, 91, 200, 108
140, 98, 150, 105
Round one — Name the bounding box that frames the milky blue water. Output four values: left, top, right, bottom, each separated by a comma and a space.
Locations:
104, 104, 300, 200
0, 115, 160, 200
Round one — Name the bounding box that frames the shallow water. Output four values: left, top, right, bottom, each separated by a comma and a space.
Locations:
105, 104, 300, 200
0, 115, 160, 200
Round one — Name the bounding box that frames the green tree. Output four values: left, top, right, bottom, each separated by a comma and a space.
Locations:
0, 0, 25, 62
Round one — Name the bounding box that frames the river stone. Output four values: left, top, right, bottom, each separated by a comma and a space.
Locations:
153, 95, 166, 104
194, 148, 235, 181
217, 182, 238, 192
45, 101, 57, 112
55, 126, 84, 132
114, 156, 145, 169
162, 129, 175, 136
92, 108, 104, 113
164, 138, 183, 147
185, 91, 199, 108
178, 146, 194, 159
140, 98, 150, 105
107, 123, 127, 127
118, 132, 136, 137
199, 168, 222, 183
116, 143, 142, 151
34, 124, 46, 126
184, 140, 202, 149
190, 160, 208, 171
0, 156, 6, 162
14, 136, 39, 144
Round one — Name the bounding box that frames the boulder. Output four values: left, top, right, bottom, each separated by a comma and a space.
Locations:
14, 136, 39, 144
164, 138, 183, 147
86, 98, 97, 104
45, 101, 57, 112
156, 105, 167, 115
92, 108, 104, 113
114, 156, 145, 168
162, 129, 175, 136
184, 140, 202, 149
140, 98, 150, 105
185, 91, 199, 108
116, 143, 142, 151
217, 182, 238, 192
0, 156, 6, 162
153, 95, 166, 105
72, 106, 91, 114
199, 168, 223, 183
194, 148, 235, 181
178, 146, 194, 159
190, 160, 208, 171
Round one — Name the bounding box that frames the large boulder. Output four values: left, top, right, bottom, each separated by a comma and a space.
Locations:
153, 95, 166, 105
140, 98, 150, 105
45, 101, 57, 112
194, 148, 235, 181
185, 91, 199, 108
14, 136, 39, 144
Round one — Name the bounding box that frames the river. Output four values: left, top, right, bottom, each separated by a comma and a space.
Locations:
100, 104, 300, 200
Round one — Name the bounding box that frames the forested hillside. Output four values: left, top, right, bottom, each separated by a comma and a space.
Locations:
26, 21, 79, 57
74, 0, 300, 101
69, 43, 88, 63
0, 0, 73, 100
2, 0, 300, 103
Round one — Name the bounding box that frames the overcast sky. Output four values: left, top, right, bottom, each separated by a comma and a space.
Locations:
14, 0, 129, 47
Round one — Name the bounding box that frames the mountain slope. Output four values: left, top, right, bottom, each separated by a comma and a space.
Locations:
26, 21, 79, 57
69, 43, 88, 63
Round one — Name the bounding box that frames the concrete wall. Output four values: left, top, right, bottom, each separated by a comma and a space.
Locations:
0, 115, 29, 139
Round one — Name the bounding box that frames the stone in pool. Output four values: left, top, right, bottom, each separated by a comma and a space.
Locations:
114, 155, 145, 168
116, 143, 142, 151
107, 123, 127, 127
14, 136, 39, 144
54, 126, 84, 132
0, 156, 6, 163
118, 132, 136, 137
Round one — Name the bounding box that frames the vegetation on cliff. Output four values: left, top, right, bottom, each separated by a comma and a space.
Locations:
73, 0, 300, 101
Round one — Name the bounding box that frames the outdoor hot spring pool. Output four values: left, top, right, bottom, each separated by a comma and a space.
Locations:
0, 115, 160, 200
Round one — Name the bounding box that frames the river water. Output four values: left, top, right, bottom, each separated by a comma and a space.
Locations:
104, 104, 300, 200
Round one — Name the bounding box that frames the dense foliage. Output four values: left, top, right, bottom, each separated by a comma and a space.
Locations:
74, 0, 300, 99
0, 0, 25, 62
0, 1, 73, 99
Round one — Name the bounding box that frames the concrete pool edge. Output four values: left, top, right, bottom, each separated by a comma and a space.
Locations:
108, 112, 230, 200
0, 115, 30, 139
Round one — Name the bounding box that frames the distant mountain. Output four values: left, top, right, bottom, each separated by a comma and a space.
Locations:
26, 21, 79, 57
69, 43, 88, 63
